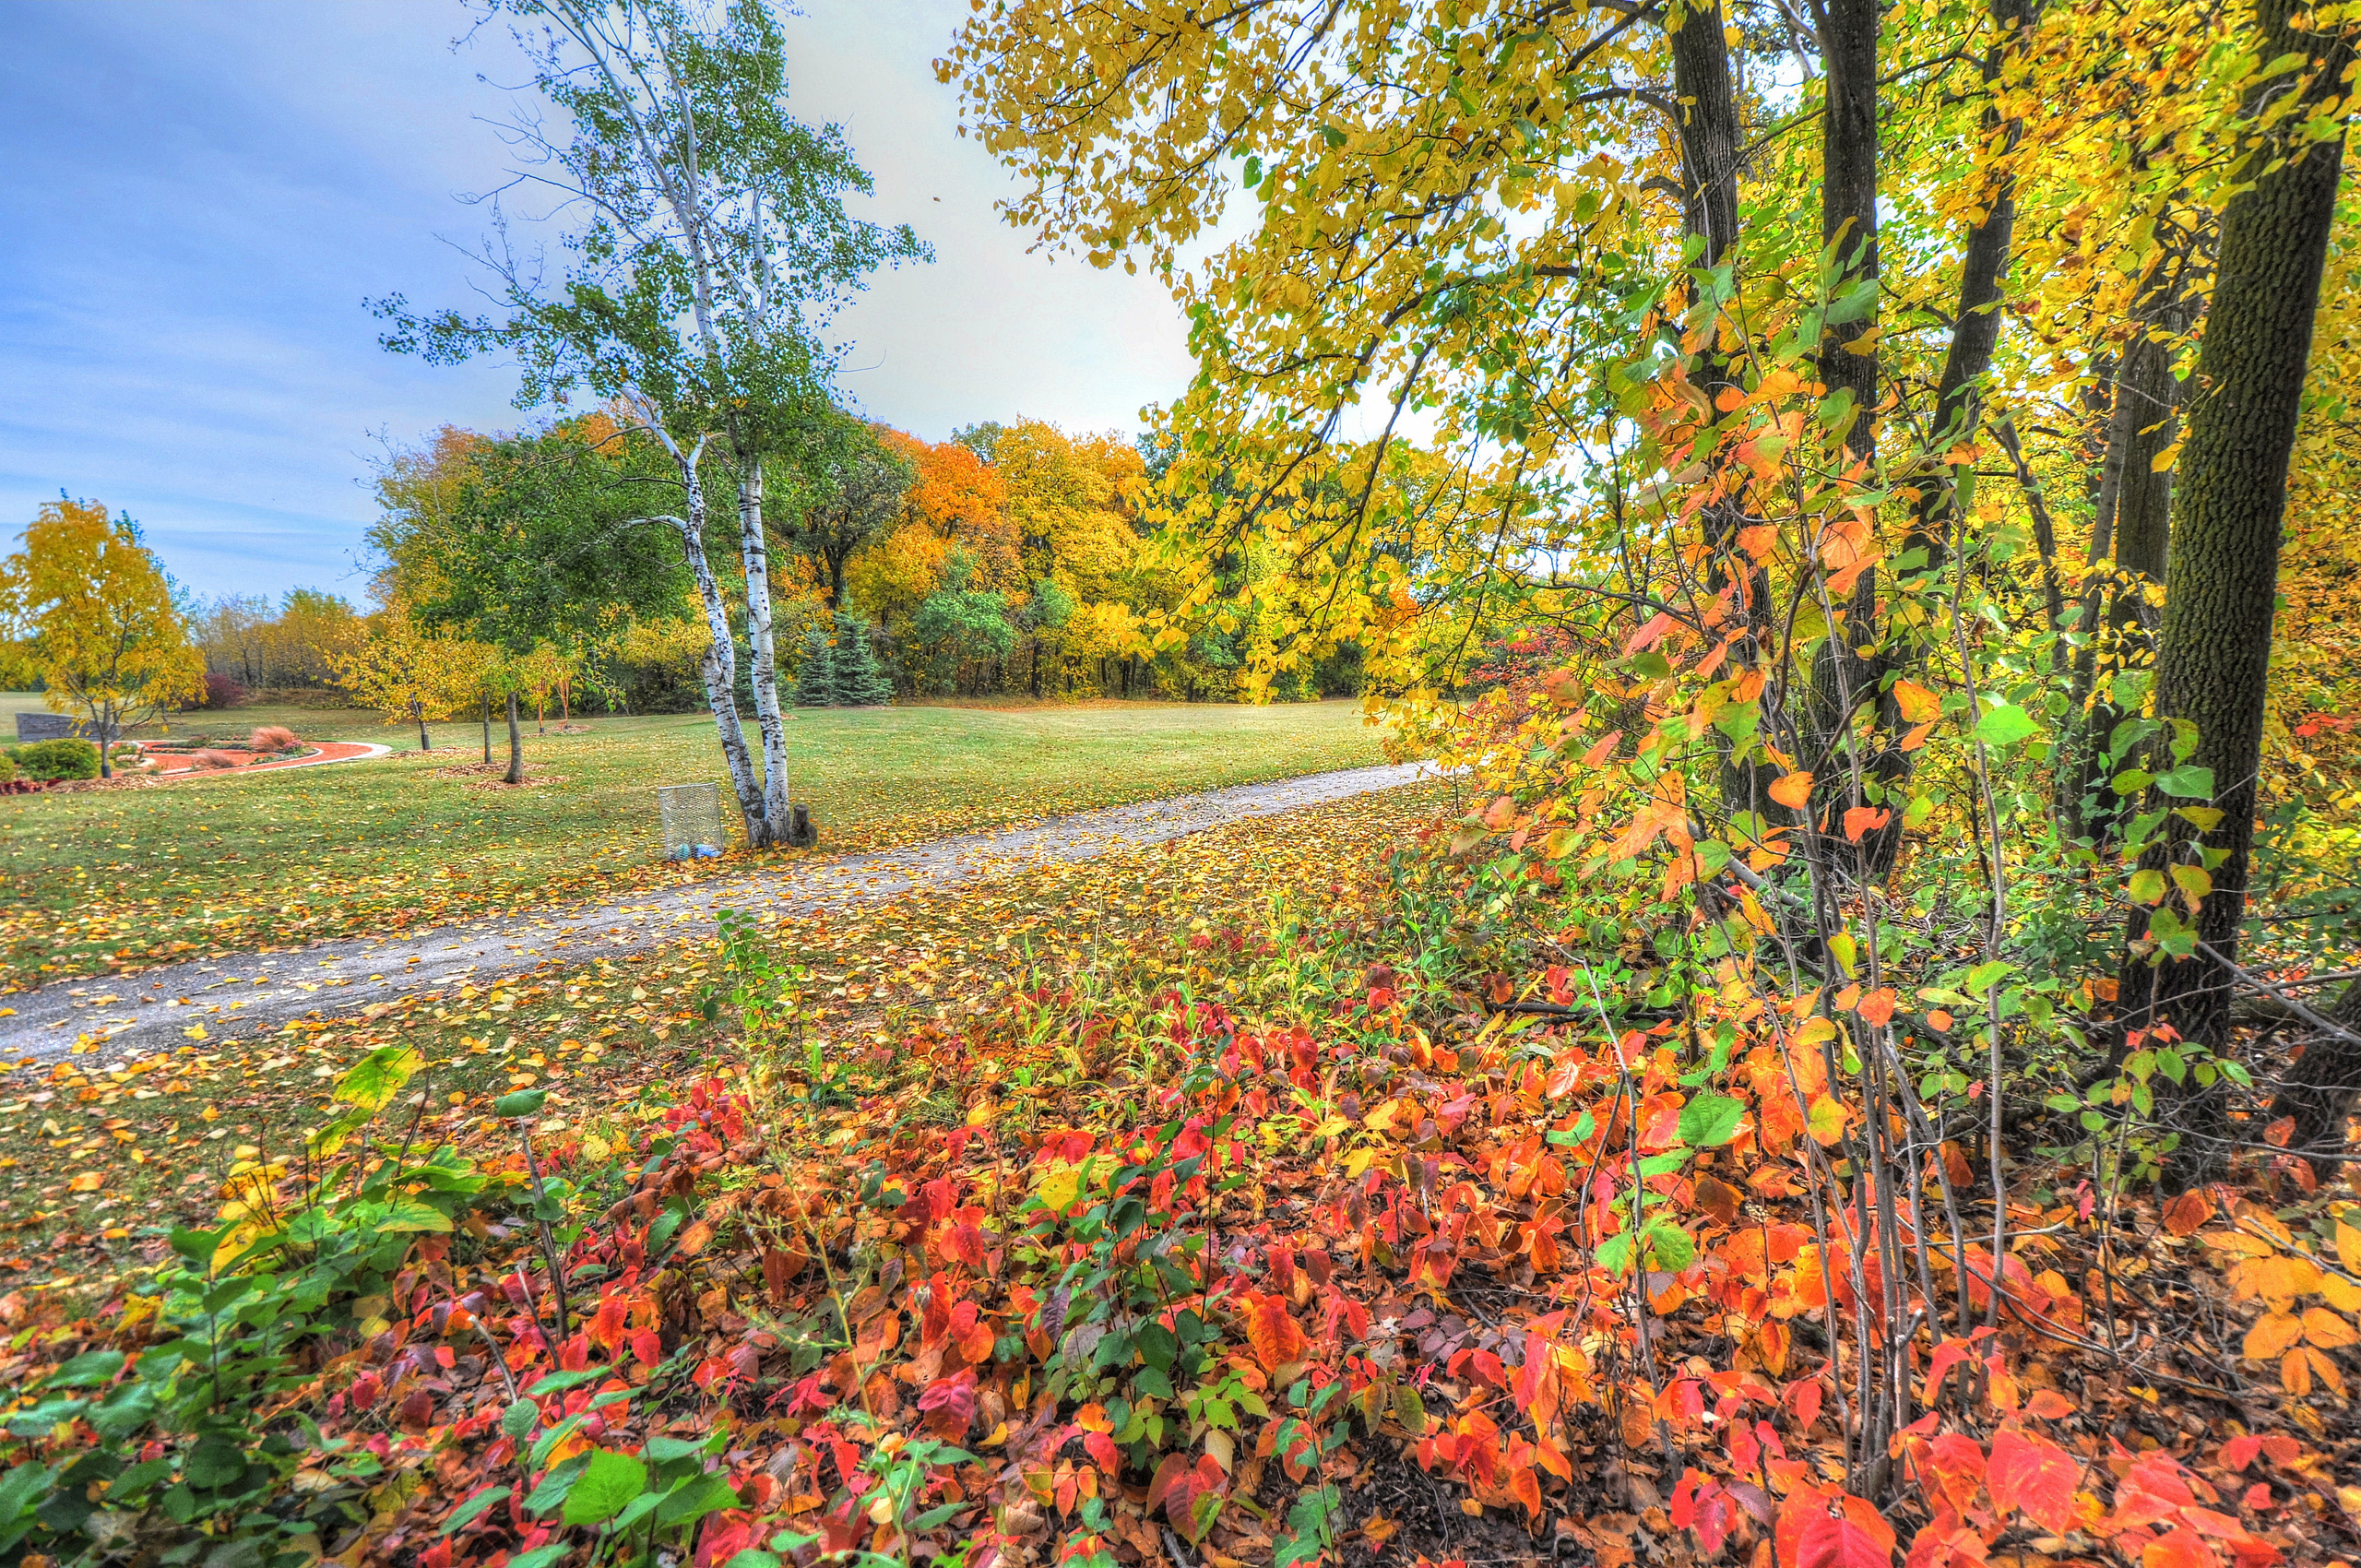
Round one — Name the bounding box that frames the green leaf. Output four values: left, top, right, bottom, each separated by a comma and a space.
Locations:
443, 1485, 513, 1536
2155, 765, 2214, 799
1964, 960, 2013, 993
1677, 1094, 1745, 1148
562, 1449, 647, 1526
1595, 1231, 1633, 1276
1972, 704, 2039, 747
336, 1045, 425, 1113
522, 1452, 588, 1515
525, 1366, 610, 1397
1643, 1220, 1695, 1271
1546, 1111, 1596, 1146
2129, 869, 2167, 906
502, 1400, 541, 1441
2109, 769, 2156, 796
506, 1546, 570, 1568
374, 1198, 453, 1234
495, 1089, 549, 1120
42, 1351, 125, 1389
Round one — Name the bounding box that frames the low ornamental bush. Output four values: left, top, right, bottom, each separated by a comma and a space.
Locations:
199, 672, 245, 709
184, 750, 243, 771
8, 739, 100, 781
247, 725, 301, 754
0, 752, 15, 785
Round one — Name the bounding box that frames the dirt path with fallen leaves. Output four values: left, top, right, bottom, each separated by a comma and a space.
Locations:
2, 760, 1438, 1066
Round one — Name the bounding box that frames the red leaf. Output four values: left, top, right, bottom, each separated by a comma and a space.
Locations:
2143, 1526, 2221, 1568
1796, 1505, 1895, 1568
1987, 1425, 2081, 1533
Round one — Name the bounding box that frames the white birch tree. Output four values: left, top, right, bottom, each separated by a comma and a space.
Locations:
377, 0, 924, 845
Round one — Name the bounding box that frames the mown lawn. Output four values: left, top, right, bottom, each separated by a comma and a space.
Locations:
0, 697, 1389, 988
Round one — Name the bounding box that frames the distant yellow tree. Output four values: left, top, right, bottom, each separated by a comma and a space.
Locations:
332, 599, 498, 751
0, 497, 204, 777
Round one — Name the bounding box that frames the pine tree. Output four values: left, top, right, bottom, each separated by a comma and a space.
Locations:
829, 613, 895, 707
791, 623, 835, 707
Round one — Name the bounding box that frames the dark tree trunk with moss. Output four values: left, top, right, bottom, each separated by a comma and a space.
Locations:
2122, 0, 2349, 1171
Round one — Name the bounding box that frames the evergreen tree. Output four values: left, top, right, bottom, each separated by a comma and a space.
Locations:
830, 613, 895, 707
791, 623, 835, 707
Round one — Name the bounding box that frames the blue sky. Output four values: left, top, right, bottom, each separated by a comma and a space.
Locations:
0, 1, 1201, 601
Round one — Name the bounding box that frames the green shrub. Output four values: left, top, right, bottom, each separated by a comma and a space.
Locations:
11, 738, 100, 781
0, 753, 15, 785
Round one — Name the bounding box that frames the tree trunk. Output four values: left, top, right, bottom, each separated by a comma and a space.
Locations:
482, 698, 492, 765
2266, 980, 2361, 1173
1668, 0, 1741, 269
736, 457, 794, 847
1805, 0, 1882, 853
2125, 0, 2350, 1173
671, 457, 769, 840
504, 689, 524, 786
415, 699, 431, 751
2062, 310, 2181, 843
1857, 0, 2035, 877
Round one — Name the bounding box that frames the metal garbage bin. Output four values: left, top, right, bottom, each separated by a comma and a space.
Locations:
658, 783, 728, 861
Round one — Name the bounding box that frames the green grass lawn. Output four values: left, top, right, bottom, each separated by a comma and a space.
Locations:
0, 696, 1389, 988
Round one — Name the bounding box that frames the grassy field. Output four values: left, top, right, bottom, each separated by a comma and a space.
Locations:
0, 696, 1390, 989
0, 780, 1445, 1293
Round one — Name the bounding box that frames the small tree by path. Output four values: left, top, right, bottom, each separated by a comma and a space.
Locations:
0, 498, 204, 778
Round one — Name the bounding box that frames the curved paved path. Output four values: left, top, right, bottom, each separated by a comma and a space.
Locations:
2, 761, 1437, 1067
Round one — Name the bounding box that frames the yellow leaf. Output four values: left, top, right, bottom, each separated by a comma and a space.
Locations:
184, 1023, 208, 1040
1768, 772, 1813, 810
67, 1171, 104, 1193
2320, 1273, 2361, 1313
2335, 1218, 2361, 1273
2245, 1311, 2305, 1360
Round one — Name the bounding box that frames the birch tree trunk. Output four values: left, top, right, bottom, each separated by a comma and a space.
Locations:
735, 457, 793, 847
670, 456, 768, 837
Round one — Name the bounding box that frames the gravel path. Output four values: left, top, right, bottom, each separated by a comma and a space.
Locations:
2, 761, 1437, 1067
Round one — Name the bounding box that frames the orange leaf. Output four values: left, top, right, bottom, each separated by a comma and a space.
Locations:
1769, 772, 1814, 810
2301, 1306, 2357, 1348
1841, 806, 1892, 843
1737, 524, 1780, 561
2163, 1189, 2215, 1238
1856, 988, 1897, 1027
2243, 1312, 2303, 1360
1240, 1292, 1307, 1372
1890, 678, 1941, 724
1898, 720, 1937, 753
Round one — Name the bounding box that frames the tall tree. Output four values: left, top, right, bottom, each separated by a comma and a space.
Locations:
377, 0, 925, 845
2122, 0, 2354, 1099
772, 411, 915, 606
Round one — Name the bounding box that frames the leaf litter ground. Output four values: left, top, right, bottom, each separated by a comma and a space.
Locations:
1, 782, 2357, 1568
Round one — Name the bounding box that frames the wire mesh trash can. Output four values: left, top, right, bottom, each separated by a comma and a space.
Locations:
658, 783, 728, 861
